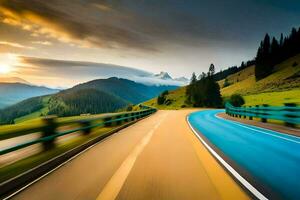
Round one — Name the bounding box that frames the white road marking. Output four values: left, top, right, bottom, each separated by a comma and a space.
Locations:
96, 113, 168, 200
215, 114, 300, 144
187, 115, 268, 200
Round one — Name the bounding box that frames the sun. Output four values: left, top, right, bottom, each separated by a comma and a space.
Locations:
0, 64, 11, 74
0, 54, 18, 74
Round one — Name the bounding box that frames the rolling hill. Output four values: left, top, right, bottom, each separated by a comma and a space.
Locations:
47, 89, 128, 117
69, 77, 178, 104
0, 77, 177, 124
144, 53, 300, 108
0, 83, 59, 109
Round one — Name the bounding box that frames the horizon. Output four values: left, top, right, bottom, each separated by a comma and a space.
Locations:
0, 0, 300, 87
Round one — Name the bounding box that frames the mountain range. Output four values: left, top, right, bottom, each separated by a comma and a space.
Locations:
154, 71, 189, 84
0, 77, 178, 124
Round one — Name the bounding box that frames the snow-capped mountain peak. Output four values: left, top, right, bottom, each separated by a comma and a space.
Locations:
154, 71, 173, 80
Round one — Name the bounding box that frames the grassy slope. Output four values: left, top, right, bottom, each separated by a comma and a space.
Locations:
144, 86, 190, 110
10, 89, 127, 124
14, 96, 51, 123
219, 53, 300, 105
145, 54, 300, 108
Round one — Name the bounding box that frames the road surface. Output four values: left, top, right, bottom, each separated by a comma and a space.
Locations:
9, 110, 249, 200
189, 110, 300, 200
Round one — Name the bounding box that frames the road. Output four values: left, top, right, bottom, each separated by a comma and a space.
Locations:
189, 110, 300, 200
9, 110, 249, 200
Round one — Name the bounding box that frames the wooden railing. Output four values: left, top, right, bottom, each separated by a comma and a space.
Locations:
0, 106, 157, 155
225, 102, 300, 127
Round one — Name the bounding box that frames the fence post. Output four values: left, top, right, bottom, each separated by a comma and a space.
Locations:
249, 106, 253, 120
124, 113, 129, 122
116, 115, 122, 125
261, 104, 269, 123
42, 116, 57, 151
79, 120, 91, 135
104, 116, 112, 127
284, 103, 297, 128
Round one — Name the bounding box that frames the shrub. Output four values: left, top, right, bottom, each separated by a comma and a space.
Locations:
157, 90, 169, 105
157, 94, 166, 105
162, 90, 169, 96
223, 78, 230, 88
292, 62, 298, 67
229, 94, 245, 107
126, 104, 133, 111
165, 99, 172, 105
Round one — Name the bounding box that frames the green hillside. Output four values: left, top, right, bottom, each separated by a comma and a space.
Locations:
71, 77, 177, 104
219, 53, 300, 105
145, 54, 300, 108
0, 89, 128, 125
0, 77, 177, 124
144, 86, 190, 110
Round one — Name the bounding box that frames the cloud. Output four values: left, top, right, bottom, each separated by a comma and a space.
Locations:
0, 0, 158, 51
0, 0, 234, 52
32, 41, 52, 45
17, 56, 184, 87
0, 41, 34, 49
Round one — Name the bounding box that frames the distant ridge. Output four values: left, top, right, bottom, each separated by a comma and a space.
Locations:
0, 82, 59, 109
0, 76, 30, 84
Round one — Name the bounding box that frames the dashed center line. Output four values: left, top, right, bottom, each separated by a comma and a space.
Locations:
96, 113, 168, 200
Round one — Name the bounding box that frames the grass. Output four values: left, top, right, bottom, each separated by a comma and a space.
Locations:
243, 89, 300, 106
14, 107, 49, 124
218, 65, 255, 88
144, 86, 190, 110
14, 96, 50, 124
219, 54, 300, 100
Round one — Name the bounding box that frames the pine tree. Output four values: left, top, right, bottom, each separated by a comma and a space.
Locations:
255, 34, 273, 80
208, 64, 215, 76
190, 72, 197, 84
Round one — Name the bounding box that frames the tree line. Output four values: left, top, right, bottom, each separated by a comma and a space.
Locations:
255, 27, 300, 80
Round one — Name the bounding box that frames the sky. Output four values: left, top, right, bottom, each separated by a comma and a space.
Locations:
0, 0, 300, 88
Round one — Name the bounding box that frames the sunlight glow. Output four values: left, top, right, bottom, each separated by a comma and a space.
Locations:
0, 54, 18, 74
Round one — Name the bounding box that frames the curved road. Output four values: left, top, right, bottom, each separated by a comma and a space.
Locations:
189, 110, 300, 200
9, 110, 249, 200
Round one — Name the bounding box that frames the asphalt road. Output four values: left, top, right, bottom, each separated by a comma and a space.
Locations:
189, 110, 300, 200
10, 110, 248, 200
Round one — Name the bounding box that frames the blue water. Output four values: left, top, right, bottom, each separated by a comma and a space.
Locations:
189, 110, 300, 200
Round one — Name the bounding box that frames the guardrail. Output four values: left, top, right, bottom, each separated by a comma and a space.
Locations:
0, 106, 157, 156
225, 102, 300, 127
